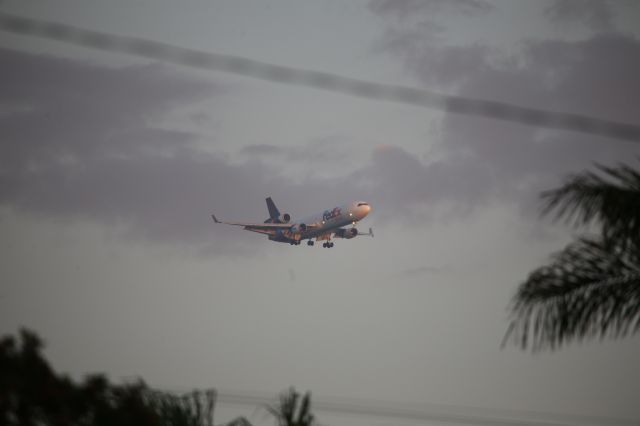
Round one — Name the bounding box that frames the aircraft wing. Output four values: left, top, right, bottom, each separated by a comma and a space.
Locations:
211, 214, 292, 230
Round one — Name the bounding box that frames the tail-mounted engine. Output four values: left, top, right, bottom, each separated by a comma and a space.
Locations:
279, 213, 291, 223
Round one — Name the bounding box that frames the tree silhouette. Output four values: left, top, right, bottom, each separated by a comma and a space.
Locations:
0, 329, 217, 425
0, 329, 319, 426
504, 163, 640, 350
266, 388, 316, 426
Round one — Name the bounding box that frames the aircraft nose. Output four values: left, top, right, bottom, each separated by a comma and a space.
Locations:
358, 203, 371, 218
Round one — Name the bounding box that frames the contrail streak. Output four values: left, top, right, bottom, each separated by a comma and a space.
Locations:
2, 12, 639, 143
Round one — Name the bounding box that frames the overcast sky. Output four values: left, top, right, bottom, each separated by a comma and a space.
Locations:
1, 1, 640, 425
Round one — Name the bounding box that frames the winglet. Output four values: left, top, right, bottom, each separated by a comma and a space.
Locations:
211, 214, 221, 223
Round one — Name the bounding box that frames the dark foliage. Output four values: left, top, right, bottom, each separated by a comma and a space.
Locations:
542, 163, 640, 250
0, 329, 217, 425
505, 162, 640, 350
266, 388, 316, 426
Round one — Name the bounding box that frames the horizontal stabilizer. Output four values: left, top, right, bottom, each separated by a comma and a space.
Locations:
359, 227, 374, 237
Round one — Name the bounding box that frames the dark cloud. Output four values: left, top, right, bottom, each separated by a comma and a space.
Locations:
0, 49, 268, 253
371, 4, 640, 212
0, 49, 365, 254
3, 26, 640, 255
239, 136, 353, 165
369, 0, 493, 19
351, 145, 497, 221
0, 48, 211, 170
545, 0, 614, 31
376, 36, 492, 89
435, 34, 640, 195
369, 0, 493, 90
0, 47, 489, 253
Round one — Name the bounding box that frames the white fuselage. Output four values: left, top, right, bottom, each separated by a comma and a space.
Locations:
284, 201, 371, 241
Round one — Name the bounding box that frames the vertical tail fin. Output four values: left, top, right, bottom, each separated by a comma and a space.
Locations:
265, 197, 280, 221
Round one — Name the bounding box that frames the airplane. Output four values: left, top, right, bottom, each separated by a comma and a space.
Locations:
211, 197, 373, 248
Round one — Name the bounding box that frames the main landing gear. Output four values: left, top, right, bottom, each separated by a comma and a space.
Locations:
297, 239, 333, 248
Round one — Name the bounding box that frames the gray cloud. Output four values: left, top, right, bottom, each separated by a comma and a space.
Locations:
369, 0, 494, 19
376, 36, 492, 89
239, 144, 284, 156
239, 136, 353, 166
0, 48, 212, 170
400, 265, 450, 278
351, 145, 498, 222
3, 28, 640, 255
369, 1, 493, 90
0, 49, 488, 252
545, 0, 614, 31
0, 49, 252, 253
0, 49, 366, 254
435, 34, 640, 195
370, 5, 640, 211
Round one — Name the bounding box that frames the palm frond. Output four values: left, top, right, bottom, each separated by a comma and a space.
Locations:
265, 388, 316, 426
504, 237, 640, 350
223, 416, 253, 426
542, 162, 640, 249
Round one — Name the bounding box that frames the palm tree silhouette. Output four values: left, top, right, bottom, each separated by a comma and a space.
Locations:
504, 162, 640, 350
266, 388, 316, 426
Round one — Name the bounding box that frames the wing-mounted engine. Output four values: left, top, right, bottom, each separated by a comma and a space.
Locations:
334, 227, 358, 239
334, 227, 374, 239
289, 223, 307, 233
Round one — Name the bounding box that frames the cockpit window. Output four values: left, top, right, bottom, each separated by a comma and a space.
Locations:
357, 202, 369, 206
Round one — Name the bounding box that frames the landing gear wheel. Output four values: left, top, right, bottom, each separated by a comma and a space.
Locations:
307, 240, 314, 246
329, 242, 334, 248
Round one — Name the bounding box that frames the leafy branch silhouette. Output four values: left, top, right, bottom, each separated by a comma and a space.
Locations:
504, 162, 640, 350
